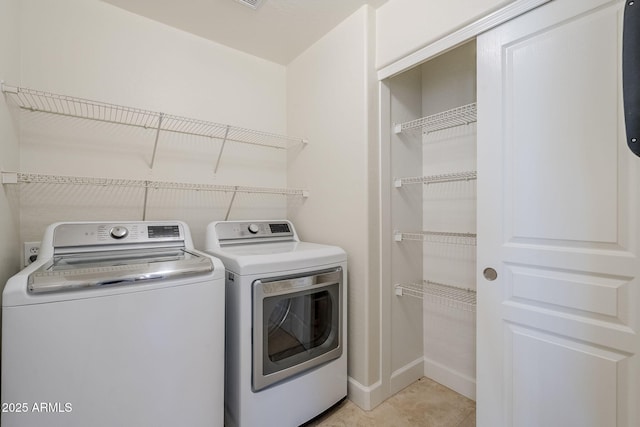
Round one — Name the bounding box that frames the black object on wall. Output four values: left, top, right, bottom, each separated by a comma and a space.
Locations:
624, 0, 640, 157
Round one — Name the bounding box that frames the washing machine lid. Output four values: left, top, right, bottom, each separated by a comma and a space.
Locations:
28, 247, 213, 294
206, 241, 346, 275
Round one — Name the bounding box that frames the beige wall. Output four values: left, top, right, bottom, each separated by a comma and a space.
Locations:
420, 41, 478, 399
375, 0, 514, 69
287, 5, 380, 403
0, 0, 21, 284
16, 0, 288, 250
0, 0, 21, 360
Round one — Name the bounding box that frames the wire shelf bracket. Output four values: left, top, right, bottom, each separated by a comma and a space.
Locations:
1, 83, 309, 172
394, 102, 477, 135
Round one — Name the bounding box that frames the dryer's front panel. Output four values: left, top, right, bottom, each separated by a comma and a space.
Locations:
252, 267, 342, 391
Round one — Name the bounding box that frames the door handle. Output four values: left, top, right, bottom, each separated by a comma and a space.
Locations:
623, 0, 640, 157
483, 268, 498, 281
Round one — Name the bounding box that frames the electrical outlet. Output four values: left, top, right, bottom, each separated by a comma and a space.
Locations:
23, 241, 40, 267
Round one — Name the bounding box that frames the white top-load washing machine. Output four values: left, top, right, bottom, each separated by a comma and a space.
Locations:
1, 221, 225, 427
205, 220, 347, 427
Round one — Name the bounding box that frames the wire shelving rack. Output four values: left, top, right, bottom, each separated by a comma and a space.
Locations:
394, 171, 477, 188
394, 280, 476, 312
1, 83, 308, 173
393, 102, 477, 135
1, 172, 308, 221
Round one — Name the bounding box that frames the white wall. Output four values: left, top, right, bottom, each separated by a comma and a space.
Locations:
375, 0, 513, 69
287, 5, 380, 407
0, 0, 22, 359
0, 0, 21, 284
15, 0, 288, 249
386, 66, 425, 397
421, 41, 477, 400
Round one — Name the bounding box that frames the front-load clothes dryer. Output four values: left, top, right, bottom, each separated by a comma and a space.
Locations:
1, 221, 225, 427
205, 220, 347, 427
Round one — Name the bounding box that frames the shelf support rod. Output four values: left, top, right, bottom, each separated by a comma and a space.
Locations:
149, 113, 164, 169
224, 186, 239, 221
142, 181, 150, 221
214, 125, 231, 174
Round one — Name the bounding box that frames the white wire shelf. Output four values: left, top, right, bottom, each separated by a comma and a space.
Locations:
2, 172, 308, 196
394, 231, 476, 245
394, 102, 477, 135
395, 280, 476, 312
394, 171, 477, 188
2, 172, 308, 221
1, 83, 308, 172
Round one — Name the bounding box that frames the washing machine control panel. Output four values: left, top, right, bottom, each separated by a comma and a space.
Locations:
53, 222, 186, 248
214, 221, 295, 243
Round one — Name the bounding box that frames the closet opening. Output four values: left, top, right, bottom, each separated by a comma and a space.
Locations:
384, 39, 477, 401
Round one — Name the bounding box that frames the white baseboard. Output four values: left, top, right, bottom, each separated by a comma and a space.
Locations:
347, 357, 425, 411
390, 357, 424, 396
347, 377, 385, 411
424, 357, 476, 401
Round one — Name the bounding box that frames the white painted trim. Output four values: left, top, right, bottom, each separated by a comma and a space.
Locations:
390, 357, 424, 396
376, 0, 552, 80
378, 79, 393, 407
347, 376, 386, 411
424, 357, 476, 401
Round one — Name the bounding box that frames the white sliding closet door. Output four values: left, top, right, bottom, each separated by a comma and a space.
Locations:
477, 0, 639, 426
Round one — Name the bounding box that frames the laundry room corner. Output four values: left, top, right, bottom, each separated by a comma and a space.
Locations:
286, 4, 383, 410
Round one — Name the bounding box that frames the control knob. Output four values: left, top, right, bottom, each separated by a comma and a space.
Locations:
248, 223, 260, 234
110, 226, 129, 239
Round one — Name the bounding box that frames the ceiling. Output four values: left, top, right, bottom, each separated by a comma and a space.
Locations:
101, 0, 387, 65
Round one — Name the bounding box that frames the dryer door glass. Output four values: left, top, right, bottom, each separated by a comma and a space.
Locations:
252, 268, 342, 391
265, 288, 336, 364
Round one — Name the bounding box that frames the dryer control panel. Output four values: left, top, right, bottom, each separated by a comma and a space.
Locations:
213, 220, 297, 245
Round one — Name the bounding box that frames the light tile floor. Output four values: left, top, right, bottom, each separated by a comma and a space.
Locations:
305, 377, 475, 427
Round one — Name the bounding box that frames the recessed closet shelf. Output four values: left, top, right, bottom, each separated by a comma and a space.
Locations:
395, 280, 476, 311
1, 172, 309, 197
394, 102, 477, 134
394, 231, 477, 245
1, 83, 308, 163
394, 171, 477, 187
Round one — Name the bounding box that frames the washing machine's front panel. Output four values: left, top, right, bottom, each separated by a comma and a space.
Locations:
1, 274, 224, 427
